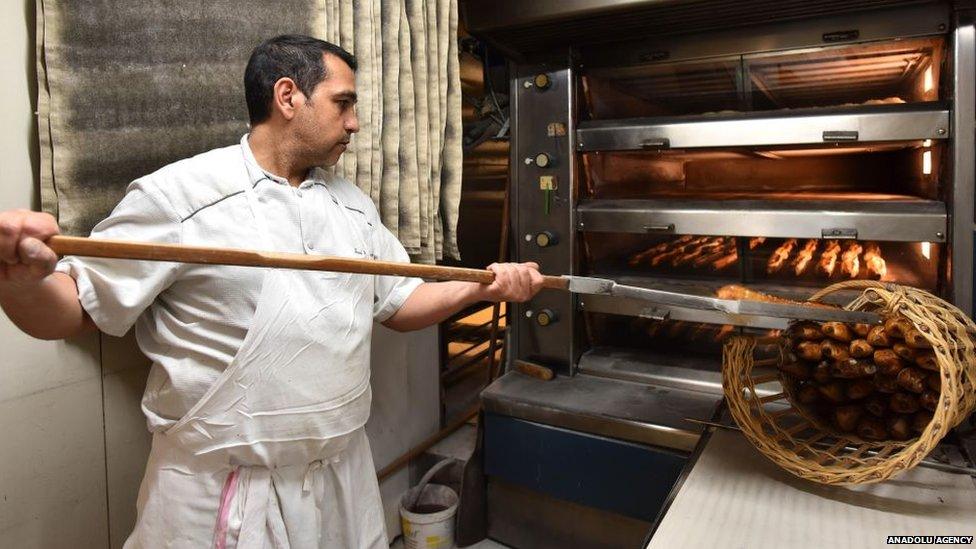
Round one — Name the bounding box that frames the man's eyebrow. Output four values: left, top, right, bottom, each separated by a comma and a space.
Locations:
333, 91, 358, 103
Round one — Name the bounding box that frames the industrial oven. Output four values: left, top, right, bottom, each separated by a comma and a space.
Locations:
462, 1, 976, 547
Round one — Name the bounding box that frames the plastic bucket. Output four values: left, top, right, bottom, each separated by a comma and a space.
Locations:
399, 483, 458, 549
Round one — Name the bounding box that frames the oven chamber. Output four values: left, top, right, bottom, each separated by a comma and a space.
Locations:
507, 10, 973, 378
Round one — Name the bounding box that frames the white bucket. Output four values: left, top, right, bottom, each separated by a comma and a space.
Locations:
399, 483, 458, 549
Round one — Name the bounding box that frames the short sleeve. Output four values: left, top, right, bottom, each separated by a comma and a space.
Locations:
55, 179, 185, 337
371, 221, 423, 322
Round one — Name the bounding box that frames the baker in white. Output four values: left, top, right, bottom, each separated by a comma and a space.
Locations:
0, 35, 544, 548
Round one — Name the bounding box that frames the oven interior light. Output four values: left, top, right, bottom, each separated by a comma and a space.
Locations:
924, 65, 934, 93
922, 139, 932, 148
923, 150, 932, 175
921, 241, 931, 259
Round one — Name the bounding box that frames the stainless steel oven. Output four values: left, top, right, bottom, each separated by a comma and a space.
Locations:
462, 2, 976, 547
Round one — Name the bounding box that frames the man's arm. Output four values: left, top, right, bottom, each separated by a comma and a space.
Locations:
381, 262, 544, 332
0, 210, 95, 340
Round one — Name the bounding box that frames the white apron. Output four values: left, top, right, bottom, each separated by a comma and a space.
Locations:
124, 159, 387, 549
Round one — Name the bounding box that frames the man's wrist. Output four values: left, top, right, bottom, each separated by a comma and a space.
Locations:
459, 280, 492, 306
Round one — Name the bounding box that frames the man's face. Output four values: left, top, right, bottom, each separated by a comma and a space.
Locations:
294, 53, 360, 167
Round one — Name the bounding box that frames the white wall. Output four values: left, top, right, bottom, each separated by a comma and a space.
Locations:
0, 1, 441, 546
0, 1, 107, 547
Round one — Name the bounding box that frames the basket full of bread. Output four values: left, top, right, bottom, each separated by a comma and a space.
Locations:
722, 280, 976, 485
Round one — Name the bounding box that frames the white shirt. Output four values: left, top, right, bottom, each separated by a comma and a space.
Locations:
57, 136, 423, 431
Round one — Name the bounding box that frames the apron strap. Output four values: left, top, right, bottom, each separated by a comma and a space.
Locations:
236, 467, 268, 547
213, 468, 241, 549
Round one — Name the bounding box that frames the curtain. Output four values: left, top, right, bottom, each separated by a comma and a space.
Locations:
37, 0, 461, 263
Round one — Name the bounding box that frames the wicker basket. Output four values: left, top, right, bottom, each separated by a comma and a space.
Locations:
722, 280, 976, 485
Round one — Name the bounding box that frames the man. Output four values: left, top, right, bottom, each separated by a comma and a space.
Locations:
0, 35, 543, 548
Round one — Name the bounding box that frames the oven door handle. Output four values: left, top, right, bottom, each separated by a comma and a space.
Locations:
642, 223, 676, 233
640, 138, 671, 150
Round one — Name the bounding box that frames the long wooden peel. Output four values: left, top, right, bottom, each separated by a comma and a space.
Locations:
46, 235, 880, 325
47, 235, 571, 290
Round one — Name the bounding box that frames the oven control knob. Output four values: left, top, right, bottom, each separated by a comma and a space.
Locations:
523, 153, 553, 167
532, 73, 551, 90
535, 309, 557, 327
534, 231, 558, 248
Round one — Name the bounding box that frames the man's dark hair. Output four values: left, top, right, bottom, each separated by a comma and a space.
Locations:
244, 34, 357, 125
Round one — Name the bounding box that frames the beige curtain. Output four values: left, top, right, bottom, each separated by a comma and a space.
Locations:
324, 0, 462, 263
37, 0, 462, 263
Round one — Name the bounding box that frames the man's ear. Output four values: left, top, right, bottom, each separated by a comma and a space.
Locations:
271, 77, 304, 121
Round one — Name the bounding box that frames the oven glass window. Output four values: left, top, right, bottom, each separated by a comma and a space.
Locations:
580, 141, 943, 202
581, 36, 944, 119
581, 233, 941, 293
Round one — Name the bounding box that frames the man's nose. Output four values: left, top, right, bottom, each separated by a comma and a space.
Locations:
345, 112, 360, 134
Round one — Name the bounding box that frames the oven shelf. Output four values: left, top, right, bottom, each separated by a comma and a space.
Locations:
576, 102, 949, 151
576, 198, 946, 242
577, 346, 781, 399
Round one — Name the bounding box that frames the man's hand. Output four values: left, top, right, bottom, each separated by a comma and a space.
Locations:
0, 209, 92, 340
479, 262, 545, 303
0, 209, 60, 285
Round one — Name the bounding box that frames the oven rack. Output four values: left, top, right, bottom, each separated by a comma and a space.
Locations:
576, 198, 946, 243
576, 102, 949, 152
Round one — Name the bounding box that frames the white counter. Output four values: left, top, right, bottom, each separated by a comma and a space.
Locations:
648, 429, 976, 549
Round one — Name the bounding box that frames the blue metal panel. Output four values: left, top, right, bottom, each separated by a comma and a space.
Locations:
484, 412, 688, 522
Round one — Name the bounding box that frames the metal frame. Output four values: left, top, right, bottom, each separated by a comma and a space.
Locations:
510, 54, 579, 373
580, 293, 790, 330
577, 104, 950, 151
578, 3, 949, 68
481, 371, 714, 452
576, 199, 948, 243
951, 16, 976, 316
463, 0, 949, 61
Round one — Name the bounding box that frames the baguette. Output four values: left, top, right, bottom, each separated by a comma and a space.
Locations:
832, 358, 877, 379
818, 381, 848, 404
890, 392, 921, 414
896, 367, 927, 394
821, 322, 853, 343
846, 379, 875, 400
865, 394, 888, 417
821, 340, 850, 362
915, 351, 938, 371
873, 349, 906, 376
849, 339, 874, 358
834, 404, 863, 432
911, 410, 933, 434
873, 373, 899, 394
777, 361, 812, 380
886, 415, 912, 440
920, 390, 939, 412
767, 239, 798, 274
840, 242, 863, 278
866, 325, 892, 347
795, 341, 824, 361
857, 416, 888, 440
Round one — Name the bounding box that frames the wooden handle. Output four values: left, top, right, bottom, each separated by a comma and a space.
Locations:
47, 235, 570, 290
513, 359, 555, 381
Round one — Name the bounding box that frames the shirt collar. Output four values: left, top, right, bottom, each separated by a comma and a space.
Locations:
240, 134, 331, 189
